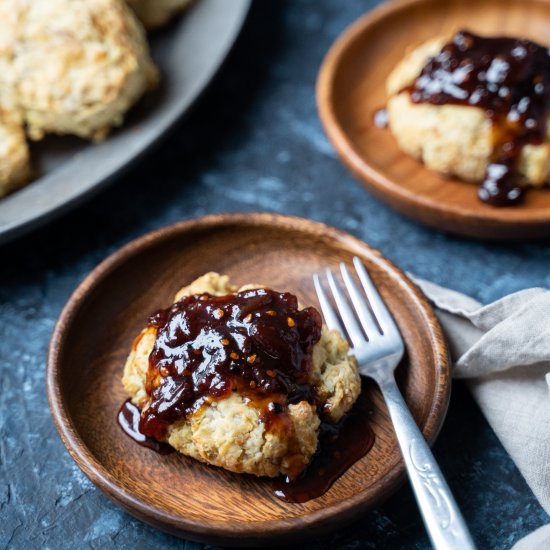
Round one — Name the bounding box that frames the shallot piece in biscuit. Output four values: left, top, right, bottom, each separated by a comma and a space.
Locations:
0, 0, 158, 141
122, 273, 361, 479
386, 30, 550, 206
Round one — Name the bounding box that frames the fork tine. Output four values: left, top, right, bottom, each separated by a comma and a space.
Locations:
353, 256, 399, 335
339, 262, 381, 339
325, 269, 365, 348
312, 274, 346, 337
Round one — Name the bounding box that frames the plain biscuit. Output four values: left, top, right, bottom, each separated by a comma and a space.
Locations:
0, 0, 158, 142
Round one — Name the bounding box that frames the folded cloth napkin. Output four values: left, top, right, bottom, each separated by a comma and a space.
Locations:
414, 279, 550, 550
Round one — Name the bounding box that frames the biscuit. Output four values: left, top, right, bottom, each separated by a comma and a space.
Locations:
0, 0, 158, 142
386, 38, 550, 186
122, 272, 361, 478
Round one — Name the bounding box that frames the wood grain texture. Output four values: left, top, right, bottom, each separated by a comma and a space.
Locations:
46, 213, 450, 546
317, 0, 550, 240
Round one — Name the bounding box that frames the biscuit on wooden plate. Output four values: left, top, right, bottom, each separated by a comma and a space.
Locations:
386, 38, 550, 187
122, 273, 361, 478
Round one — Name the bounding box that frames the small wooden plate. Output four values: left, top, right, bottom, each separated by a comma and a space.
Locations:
47, 213, 450, 546
317, 0, 550, 240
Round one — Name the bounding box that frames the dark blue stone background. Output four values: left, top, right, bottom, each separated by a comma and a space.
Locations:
1, 1, 549, 548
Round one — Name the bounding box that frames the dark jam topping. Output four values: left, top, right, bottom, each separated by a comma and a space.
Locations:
139, 288, 322, 441
408, 30, 550, 206
273, 389, 374, 503
117, 400, 174, 455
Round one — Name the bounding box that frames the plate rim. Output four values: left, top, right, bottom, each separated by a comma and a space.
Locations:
46, 212, 451, 544
0, 0, 251, 246
316, 0, 550, 239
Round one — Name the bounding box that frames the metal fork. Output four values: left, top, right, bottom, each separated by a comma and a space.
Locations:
313, 257, 475, 550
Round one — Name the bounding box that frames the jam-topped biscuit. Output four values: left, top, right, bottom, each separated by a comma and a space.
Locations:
122, 273, 360, 478
386, 30, 550, 206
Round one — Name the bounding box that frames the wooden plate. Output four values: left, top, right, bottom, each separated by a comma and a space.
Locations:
47, 213, 450, 546
317, 0, 550, 240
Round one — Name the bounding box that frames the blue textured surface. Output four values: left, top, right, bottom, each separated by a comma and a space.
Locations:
1, 1, 549, 548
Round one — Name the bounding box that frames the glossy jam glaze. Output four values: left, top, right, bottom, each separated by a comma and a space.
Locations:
139, 288, 322, 441
273, 389, 375, 503
408, 30, 550, 205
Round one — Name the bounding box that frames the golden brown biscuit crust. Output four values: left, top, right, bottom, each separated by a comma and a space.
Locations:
0, 0, 158, 142
0, 94, 31, 197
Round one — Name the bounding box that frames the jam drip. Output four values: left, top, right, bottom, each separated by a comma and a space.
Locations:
273, 389, 375, 503
139, 288, 322, 441
408, 30, 550, 205
118, 399, 174, 455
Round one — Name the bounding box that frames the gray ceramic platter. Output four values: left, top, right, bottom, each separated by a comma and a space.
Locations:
0, 0, 250, 245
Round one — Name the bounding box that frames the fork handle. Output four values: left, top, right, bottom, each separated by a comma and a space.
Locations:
379, 377, 476, 550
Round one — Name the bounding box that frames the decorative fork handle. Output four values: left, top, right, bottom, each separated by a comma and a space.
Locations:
379, 377, 476, 550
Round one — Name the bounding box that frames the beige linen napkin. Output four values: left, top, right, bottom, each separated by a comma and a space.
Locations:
414, 279, 550, 549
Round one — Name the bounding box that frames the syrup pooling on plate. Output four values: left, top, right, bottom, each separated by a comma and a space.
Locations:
273, 390, 375, 503
408, 30, 550, 205
139, 288, 323, 442
118, 399, 174, 455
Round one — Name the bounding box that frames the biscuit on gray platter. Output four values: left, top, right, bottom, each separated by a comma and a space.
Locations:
0, 0, 158, 142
